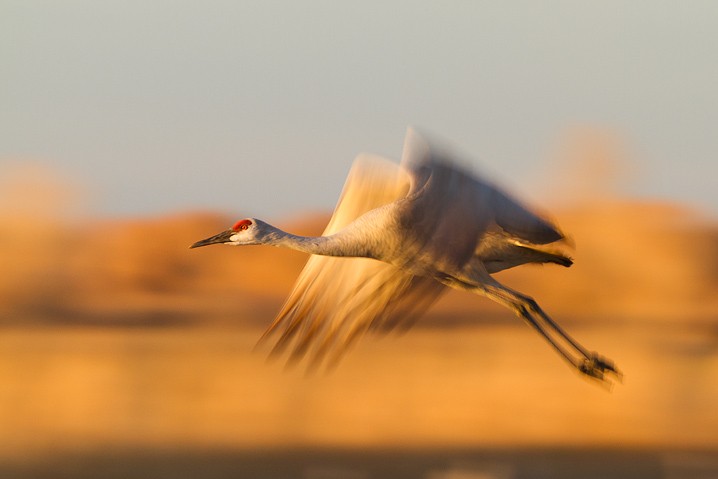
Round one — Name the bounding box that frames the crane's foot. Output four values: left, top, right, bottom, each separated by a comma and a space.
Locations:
579, 352, 623, 388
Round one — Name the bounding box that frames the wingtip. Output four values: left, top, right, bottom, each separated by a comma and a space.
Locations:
401, 126, 432, 165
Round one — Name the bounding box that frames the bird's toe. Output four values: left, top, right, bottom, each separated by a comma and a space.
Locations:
579, 352, 623, 386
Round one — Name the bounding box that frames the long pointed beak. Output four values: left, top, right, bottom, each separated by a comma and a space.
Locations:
190, 230, 235, 249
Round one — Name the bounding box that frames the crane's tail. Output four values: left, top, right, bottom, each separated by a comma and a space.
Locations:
475, 232, 573, 274
514, 243, 573, 268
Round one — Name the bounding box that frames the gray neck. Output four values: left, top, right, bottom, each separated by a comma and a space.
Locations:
259, 223, 376, 259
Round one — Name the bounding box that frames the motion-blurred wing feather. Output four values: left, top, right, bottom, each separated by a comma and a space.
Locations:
260, 154, 445, 367
400, 127, 564, 265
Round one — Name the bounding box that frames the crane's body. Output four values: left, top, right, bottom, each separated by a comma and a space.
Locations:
191, 129, 621, 386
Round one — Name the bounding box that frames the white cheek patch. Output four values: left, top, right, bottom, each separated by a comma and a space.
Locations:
229, 233, 242, 243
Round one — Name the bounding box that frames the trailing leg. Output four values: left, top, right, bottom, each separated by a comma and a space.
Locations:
436, 271, 622, 386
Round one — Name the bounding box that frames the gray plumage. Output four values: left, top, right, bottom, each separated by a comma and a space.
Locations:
191, 128, 621, 386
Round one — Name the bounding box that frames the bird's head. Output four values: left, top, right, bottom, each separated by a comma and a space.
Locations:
190, 218, 266, 248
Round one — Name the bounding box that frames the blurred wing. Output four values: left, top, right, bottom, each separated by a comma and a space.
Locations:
397, 128, 565, 272
319, 154, 407, 235
259, 154, 445, 367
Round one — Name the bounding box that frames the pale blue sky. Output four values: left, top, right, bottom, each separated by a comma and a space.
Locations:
2, 1, 717, 219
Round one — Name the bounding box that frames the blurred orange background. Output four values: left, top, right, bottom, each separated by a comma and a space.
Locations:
1, 139, 717, 478
4, 2, 718, 476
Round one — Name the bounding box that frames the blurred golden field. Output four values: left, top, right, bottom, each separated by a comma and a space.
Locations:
1, 166, 717, 478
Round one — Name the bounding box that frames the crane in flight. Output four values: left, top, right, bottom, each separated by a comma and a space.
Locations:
191, 128, 621, 386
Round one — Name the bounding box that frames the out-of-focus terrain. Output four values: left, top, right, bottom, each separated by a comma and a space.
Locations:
1, 164, 717, 478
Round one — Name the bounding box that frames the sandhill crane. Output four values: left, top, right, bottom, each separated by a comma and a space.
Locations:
191, 128, 621, 386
